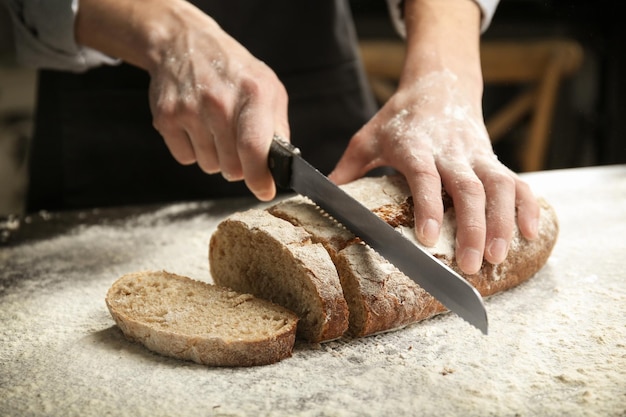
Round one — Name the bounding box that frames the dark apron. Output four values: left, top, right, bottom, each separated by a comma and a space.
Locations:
26, 0, 377, 212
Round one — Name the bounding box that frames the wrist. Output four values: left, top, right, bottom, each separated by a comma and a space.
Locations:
139, 1, 223, 74
400, 0, 484, 101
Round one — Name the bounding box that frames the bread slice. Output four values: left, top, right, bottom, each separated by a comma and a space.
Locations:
105, 270, 298, 367
209, 209, 349, 343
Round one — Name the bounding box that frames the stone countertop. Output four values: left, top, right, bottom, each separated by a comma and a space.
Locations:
1, 165, 625, 417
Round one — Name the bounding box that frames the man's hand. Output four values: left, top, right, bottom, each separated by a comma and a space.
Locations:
329, 0, 540, 275
76, 0, 289, 201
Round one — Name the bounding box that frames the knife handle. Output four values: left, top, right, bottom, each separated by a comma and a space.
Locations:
268, 136, 300, 190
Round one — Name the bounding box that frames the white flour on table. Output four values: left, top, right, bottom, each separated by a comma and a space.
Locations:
1, 171, 625, 416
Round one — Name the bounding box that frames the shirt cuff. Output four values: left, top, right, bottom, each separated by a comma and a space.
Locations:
5, 0, 119, 72
385, 0, 500, 37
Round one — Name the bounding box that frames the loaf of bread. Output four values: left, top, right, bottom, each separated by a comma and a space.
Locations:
105, 270, 299, 367
210, 175, 559, 341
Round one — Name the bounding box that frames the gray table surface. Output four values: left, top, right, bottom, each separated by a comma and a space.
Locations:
1, 165, 625, 417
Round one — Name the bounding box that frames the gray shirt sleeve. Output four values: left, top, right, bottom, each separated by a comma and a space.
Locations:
386, 0, 500, 38
3, 0, 119, 72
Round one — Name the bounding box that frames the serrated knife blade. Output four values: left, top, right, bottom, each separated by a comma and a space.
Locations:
268, 137, 488, 334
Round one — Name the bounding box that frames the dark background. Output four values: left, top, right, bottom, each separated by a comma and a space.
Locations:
0, 1, 624, 214
350, 0, 625, 170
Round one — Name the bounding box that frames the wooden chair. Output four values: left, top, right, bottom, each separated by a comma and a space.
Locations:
358, 39, 584, 171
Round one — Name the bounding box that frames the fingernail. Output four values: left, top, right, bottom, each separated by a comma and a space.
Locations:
421, 219, 440, 246
222, 172, 235, 182
487, 238, 508, 264
459, 248, 482, 275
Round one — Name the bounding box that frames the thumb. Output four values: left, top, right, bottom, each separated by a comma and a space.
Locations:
328, 133, 380, 185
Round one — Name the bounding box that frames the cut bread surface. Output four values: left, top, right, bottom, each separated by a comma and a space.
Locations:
106, 270, 298, 367
209, 210, 349, 343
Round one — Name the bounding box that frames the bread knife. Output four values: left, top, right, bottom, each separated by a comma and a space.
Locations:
268, 136, 488, 334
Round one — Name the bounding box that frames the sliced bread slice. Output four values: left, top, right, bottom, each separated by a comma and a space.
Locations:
209, 209, 349, 343
105, 270, 298, 367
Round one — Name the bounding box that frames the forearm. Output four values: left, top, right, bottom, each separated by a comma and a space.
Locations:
400, 0, 484, 107
74, 0, 221, 73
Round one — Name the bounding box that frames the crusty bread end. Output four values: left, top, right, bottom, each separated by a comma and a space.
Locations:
209, 210, 349, 343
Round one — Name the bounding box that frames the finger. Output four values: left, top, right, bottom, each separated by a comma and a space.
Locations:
159, 126, 197, 166
238, 113, 276, 201
155, 90, 222, 174
401, 157, 444, 248
205, 96, 243, 181
328, 128, 381, 185
515, 178, 540, 240
237, 92, 287, 201
185, 122, 220, 174
439, 161, 486, 275
476, 164, 517, 265
171, 86, 234, 177
151, 94, 198, 166
212, 125, 244, 182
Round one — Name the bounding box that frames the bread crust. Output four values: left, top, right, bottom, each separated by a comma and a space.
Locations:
451, 198, 559, 298
106, 270, 298, 367
269, 198, 437, 337
209, 210, 349, 343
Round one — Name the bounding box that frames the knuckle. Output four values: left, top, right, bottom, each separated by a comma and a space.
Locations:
152, 102, 177, 129
236, 129, 266, 155
201, 92, 230, 118
515, 178, 534, 197
240, 69, 282, 100
455, 225, 487, 250
237, 133, 264, 152
153, 104, 199, 134
454, 175, 485, 197
239, 77, 265, 98
488, 171, 516, 190
463, 222, 487, 235
409, 166, 440, 183
487, 214, 515, 236
177, 97, 199, 116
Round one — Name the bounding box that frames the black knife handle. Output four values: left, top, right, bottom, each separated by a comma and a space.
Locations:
268, 136, 300, 190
